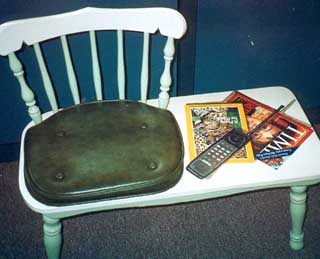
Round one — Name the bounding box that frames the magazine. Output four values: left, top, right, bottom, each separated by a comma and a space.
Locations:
185, 102, 255, 163
225, 91, 313, 169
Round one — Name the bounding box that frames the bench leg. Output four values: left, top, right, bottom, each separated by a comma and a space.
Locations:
43, 215, 62, 259
289, 186, 307, 250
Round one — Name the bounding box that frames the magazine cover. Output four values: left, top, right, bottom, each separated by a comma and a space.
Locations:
225, 91, 313, 169
185, 102, 255, 163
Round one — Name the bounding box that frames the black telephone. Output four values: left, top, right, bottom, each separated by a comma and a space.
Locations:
187, 104, 287, 179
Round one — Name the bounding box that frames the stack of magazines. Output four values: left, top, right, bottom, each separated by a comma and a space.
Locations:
185, 91, 313, 169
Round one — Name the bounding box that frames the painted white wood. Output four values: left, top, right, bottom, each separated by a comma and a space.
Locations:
117, 30, 125, 100
89, 31, 103, 100
18, 86, 320, 216
43, 215, 62, 259
60, 35, 80, 104
159, 37, 174, 108
33, 43, 59, 111
8, 52, 42, 124
140, 32, 149, 103
289, 186, 307, 250
0, 7, 187, 56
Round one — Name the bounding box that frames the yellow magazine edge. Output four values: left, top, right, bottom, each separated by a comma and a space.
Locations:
185, 102, 255, 163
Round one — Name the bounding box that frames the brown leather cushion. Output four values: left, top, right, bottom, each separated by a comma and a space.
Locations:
24, 100, 184, 206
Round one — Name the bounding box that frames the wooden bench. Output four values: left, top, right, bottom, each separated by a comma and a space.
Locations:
1, 7, 320, 258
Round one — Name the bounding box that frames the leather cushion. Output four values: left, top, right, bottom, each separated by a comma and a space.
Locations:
24, 100, 184, 206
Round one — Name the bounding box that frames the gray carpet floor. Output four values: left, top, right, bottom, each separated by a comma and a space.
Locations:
1, 159, 320, 259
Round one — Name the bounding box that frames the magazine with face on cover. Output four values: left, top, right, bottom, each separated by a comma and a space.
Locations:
225, 91, 313, 169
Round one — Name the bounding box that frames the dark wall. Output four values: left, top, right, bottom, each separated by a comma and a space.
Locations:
194, 0, 320, 109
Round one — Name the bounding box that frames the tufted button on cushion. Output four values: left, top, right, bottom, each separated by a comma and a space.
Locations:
24, 100, 184, 205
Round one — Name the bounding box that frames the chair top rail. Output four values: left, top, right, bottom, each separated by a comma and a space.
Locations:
0, 7, 187, 56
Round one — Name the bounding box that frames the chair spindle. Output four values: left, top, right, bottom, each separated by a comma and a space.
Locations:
117, 30, 125, 100
140, 32, 149, 103
89, 31, 103, 101
159, 37, 175, 109
33, 43, 59, 112
60, 35, 80, 104
8, 52, 42, 124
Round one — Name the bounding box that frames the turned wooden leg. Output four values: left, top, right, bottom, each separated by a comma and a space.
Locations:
289, 186, 307, 250
43, 215, 62, 259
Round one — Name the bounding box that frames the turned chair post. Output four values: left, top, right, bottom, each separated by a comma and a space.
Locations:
159, 37, 175, 109
8, 52, 42, 124
289, 186, 307, 250
43, 215, 62, 259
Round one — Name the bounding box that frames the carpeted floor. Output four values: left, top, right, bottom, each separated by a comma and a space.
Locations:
1, 124, 320, 259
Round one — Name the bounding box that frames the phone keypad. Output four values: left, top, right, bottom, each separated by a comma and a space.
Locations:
202, 140, 236, 164
187, 138, 239, 179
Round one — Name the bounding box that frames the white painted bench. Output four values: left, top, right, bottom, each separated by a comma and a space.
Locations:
1, 7, 320, 259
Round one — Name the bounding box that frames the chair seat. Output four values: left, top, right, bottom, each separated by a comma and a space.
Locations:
24, 100, 184, 206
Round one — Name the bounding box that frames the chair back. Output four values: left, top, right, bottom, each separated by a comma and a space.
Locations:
0, 7, 187, 124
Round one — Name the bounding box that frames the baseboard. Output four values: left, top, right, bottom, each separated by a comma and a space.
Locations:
306, 106, 320, 125
0, 143, 20, 162
305, 106, 320, 138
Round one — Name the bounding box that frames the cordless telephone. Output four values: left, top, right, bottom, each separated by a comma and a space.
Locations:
187, 104, 288, 179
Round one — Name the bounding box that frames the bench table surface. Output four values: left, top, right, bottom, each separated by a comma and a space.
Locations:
19, 86, 320, 217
